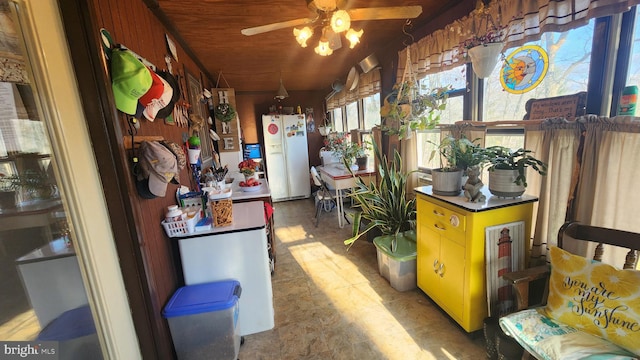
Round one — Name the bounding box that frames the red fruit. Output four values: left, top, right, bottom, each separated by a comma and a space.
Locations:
240, 181, 246, 186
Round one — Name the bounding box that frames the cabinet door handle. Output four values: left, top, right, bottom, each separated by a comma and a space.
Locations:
434, 223, 445, 230
432, 209, 445, 216
433, 259, 439, 273
438, 263, 445, 277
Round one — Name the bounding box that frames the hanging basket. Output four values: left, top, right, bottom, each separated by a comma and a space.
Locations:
467, 42, 504, 79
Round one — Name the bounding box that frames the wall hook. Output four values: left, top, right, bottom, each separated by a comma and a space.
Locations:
403, 20, 415, 47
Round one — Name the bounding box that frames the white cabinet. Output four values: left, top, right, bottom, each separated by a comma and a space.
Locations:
177, 201, 274, 336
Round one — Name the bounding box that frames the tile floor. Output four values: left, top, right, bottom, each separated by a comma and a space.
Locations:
238, 199, 486, 360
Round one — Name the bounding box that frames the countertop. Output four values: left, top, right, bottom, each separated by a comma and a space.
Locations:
415, 185, 538, 212
175, 201, 266, 238
16, 238, 75, 264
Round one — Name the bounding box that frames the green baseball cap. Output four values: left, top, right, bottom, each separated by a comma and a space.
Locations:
111, 49, 152, 115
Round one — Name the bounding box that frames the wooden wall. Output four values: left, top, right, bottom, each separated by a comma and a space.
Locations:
82, 0, 327, 357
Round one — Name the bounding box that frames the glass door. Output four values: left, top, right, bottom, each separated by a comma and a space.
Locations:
0, 0, 139, 358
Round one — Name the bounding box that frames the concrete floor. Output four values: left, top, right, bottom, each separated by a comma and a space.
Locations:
238, 198, 486, 360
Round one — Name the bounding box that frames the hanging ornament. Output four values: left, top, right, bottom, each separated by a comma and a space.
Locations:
500, 45, 549, 94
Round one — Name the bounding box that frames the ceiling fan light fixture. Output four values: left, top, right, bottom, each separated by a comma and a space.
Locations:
330, 10, 351, 33
275, 78, 289, 99
313, 0, 337, 12
315, 38, 333, 56
293, 26, 314, 47
345, 28, 363, 48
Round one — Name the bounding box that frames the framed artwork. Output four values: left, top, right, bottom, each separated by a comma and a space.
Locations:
185, 67, 212, 165
485, 221, 526, 316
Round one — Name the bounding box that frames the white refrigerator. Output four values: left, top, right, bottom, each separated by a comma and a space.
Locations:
262, 114, 310, 201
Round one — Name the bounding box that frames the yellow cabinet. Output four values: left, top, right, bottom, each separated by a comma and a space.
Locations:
416, 186, 537, 332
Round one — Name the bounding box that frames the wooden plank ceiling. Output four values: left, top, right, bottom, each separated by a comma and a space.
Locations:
154, 0, 463, 94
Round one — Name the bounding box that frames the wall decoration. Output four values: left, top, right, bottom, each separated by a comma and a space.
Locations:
485, 221, 526, 317
305, 107, 315, 133
185, 68, 212, 163
212, 87, 240, 153
500, 45, 548, 94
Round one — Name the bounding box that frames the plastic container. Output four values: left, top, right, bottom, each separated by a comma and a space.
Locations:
618, 85, 638, 115
162, 211, 201, 237
37, 305, 102, 360
166, 205, 183, 222
163, 280, 242, 360
373, 232, 417, 292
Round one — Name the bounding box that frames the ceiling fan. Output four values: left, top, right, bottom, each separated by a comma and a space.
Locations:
241, 0, 422, 55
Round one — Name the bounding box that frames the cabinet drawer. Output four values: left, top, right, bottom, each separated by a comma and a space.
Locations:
418, 199, 466, 233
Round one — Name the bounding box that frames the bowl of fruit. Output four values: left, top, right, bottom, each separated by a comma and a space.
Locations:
239, 177, 261, 192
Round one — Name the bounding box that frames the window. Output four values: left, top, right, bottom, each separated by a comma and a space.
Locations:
626, 6, 640, 90
332, 107, 343, 132
345, 101, 359, 131
417, 65, 467, 170
363, 93, 380, 130
483, 21, 594, 121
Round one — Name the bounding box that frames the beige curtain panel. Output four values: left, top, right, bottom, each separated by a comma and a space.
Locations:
326, 68, 380, 111
397, 0, 640, 81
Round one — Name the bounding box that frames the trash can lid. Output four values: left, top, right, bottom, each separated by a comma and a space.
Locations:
162, 280, 241, 318
37, 305, 96, 341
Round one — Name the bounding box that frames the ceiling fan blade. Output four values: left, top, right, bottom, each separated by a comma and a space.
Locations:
241, 17, 316, 36
347, 6, 422, 21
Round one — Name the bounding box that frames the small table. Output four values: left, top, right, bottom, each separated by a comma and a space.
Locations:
317, 165, 375, 228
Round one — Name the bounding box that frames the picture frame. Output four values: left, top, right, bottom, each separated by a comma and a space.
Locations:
185, 67, 212, 165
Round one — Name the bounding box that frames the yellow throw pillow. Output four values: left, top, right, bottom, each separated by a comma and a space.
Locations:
546, 246, 640, 355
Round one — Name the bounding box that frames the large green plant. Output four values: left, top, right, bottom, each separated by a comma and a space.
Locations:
484, 146, 547, 187
380, 81, 449, 139
344, 141, 416, 252
429, 135, 487, 172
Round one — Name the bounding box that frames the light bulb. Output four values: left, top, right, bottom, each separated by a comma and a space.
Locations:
314, 39, 333, 56
293, 27, 314, 48
345, 28, 363, 48
330, 10, 351, 33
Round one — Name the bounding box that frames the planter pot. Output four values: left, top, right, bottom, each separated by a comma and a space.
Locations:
318, 126, 330, 136
356, 156, 368, 170
320, 150, 340, 166
467, 42, 504, 79
431, 168, 463, 196
488, 169, 525, 198
373, 231, 417, 292
244, 173, 258, 182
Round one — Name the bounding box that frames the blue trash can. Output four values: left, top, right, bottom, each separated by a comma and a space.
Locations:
163, 280, 242, 360
37, 305, 102, 360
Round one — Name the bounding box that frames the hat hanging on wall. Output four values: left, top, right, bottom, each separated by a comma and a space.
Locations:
135, 141, 179, 199
111, 49, 152, 115
155, 70, 180, 119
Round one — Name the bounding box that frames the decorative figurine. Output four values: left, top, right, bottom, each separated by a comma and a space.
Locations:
463, 166, 486, 203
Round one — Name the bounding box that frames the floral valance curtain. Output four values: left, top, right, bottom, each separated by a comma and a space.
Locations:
326, 68, 380, 111
397, 0, 640, 81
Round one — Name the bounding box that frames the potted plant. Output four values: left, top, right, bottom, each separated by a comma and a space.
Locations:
238, 159, 259, 181
344, 141, 417, 291
428, 135, 481, 196
355, 141, 370, 170
459, 11, 506, 79
380, 81, 449, 139
322, 132, 359, 169
484, 146, 547, 197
